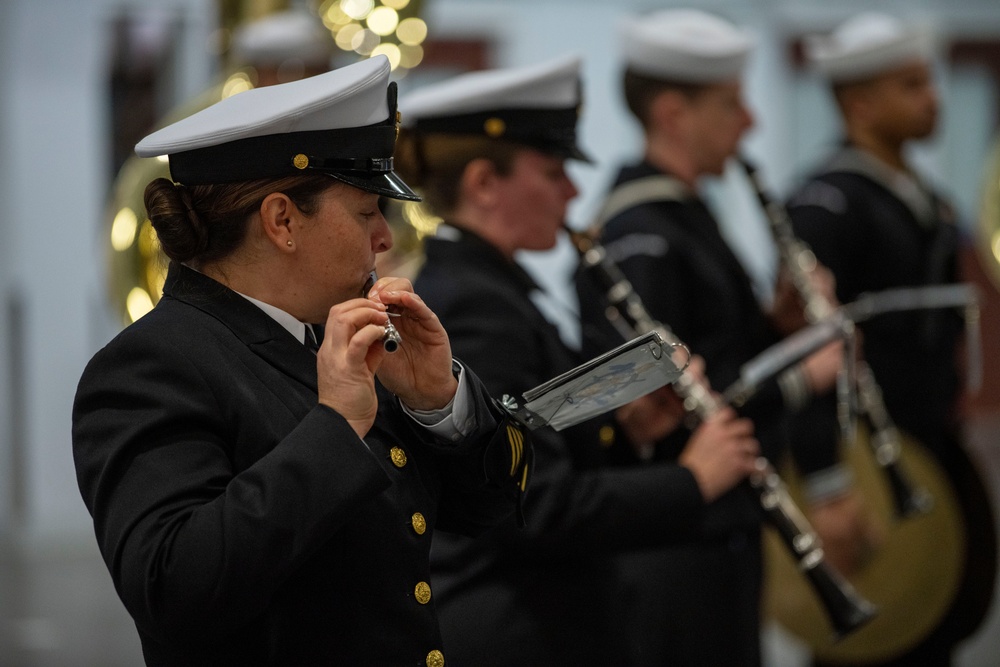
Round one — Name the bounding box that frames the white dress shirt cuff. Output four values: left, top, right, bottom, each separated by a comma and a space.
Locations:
401, 360, 475, 442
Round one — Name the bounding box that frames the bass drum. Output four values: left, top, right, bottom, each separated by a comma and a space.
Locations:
763, 425, 968, 663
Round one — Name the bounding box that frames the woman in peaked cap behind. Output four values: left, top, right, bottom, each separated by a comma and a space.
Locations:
72, 55, 528, 667
395, 54, 761, 667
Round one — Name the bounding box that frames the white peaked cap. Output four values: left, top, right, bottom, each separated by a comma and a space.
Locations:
619, 9, 755, 83
135, 56, 418, 200
401, 54, 582, 121
399, 54, 590, 161
805, 12, 934, 83
231, 9, 333, 66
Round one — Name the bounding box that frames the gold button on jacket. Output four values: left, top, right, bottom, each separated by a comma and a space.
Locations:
411, 512, 426, 535
426, 649, 445, 667
414, 581, 432, 604
389, 446, 407, 468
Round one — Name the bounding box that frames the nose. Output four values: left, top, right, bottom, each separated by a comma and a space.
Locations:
926, 84, 940, 115
563, 172, 579, 201
373, 212, 393, 254
741, 103, 755, 133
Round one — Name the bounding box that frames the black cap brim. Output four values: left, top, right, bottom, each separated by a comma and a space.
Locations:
326, 169, 421, 201
535, 141, 593, 164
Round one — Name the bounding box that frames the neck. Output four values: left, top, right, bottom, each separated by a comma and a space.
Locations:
847, 126, 907, 172
644, 133, 699, 188
200, 254, 313, 322
448, 207, 517, 260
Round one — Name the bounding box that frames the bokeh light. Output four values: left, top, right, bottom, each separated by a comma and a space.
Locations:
111, 207, 138, 252
367, 6, 399, 36
396, 17, 427, 45
222, 71, 253, 98
322, 1, 425, 72
351, 28, 381, 55
398, 43, 424, 69
341, 0, 374, 21
126, 287, 154, 323
371, 43, 401, 69
335, 22, 363, 51
402, 201, 442, 238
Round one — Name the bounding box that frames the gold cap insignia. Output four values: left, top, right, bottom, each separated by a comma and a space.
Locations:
292, 154, 309, 170
484, 117, 506, 138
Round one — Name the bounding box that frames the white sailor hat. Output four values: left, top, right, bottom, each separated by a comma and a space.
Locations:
399, 54, 591, 162
135, 55, 419, 201
804, 13, 934, 83
619, 9, 755, 83
231, 9, 333, 67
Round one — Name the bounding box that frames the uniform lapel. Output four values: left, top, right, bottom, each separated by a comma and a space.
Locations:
162, 262, 319, 392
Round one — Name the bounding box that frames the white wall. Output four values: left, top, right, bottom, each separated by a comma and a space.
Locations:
0, 0, 215, 549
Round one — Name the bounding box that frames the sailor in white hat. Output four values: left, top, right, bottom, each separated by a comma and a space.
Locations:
576, 9, 848, 666
787, 17, 994, 666
619, 8, 755, 84
399, 53, 761, 667
804, 11, 934, 84
73, 55, 527, 667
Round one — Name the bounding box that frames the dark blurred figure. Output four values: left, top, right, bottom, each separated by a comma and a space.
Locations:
395, 54, 761, 667
787, 12, 997, 667
575, 9, 847, 666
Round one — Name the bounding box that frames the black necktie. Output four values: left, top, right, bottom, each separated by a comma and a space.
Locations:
304, 325, 320, 354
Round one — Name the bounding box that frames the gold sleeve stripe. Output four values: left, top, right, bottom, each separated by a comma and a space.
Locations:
507, 424, 524, 476
520, 464, 529, 492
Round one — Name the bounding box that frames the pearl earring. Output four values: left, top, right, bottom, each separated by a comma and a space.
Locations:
286, 240, 293, 247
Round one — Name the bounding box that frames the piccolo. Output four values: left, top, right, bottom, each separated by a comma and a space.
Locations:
364, 271, 401, 353
737, 156, 931, 518
568, 225, 877, 638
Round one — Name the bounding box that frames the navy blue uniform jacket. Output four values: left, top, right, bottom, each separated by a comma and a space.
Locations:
416, 228, 705, 666
72, 262, 522, 666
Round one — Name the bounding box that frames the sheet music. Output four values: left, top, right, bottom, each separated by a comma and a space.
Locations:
518, 331, 683, 431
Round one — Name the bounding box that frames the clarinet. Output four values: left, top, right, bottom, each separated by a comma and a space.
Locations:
738, 156, 931, 518
568, 226, 877, 638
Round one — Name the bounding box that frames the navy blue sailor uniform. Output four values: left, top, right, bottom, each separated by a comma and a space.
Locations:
575, 161, 802, 667
787, 145, 963, 454
786, 144, 998, 663
416, 226, 708, 667
73, 262, 525, 666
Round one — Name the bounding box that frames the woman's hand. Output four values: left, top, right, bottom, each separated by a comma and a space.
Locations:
367, 276, 459, 411
317, 297, 396, 438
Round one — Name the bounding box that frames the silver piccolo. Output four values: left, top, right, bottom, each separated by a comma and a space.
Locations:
365, 271, 401, 353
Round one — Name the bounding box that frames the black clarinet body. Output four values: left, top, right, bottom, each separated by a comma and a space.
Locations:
569, 226, 877, 638
738, 156, 930, 518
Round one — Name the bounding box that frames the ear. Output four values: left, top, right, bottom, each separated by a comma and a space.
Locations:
837, 82, 875, 124
648, 89, 689, 131
459, 157, 503, 209
259, 192, 297, 252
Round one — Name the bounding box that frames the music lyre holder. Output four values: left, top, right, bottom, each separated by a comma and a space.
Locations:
501, 331, 685, 433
